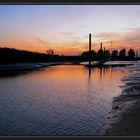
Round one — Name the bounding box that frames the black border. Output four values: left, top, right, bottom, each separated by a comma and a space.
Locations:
0, 1, 140, 140
0, 0, 140, 4
1, 2, 140, 4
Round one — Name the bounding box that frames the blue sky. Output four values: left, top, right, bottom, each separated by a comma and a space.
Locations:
0, 5, 140, 55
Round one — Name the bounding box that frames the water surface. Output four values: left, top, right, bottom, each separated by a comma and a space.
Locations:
0, 65, 134, 135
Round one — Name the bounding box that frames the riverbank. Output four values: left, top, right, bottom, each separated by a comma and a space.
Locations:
0, 61, 139, 72
104, 64, 140, 136
0, 62, 64, 71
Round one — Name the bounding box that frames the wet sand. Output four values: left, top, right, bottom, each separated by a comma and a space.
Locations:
105, 69, 140, 136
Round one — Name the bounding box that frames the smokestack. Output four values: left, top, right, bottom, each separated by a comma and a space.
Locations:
89, 33, 91, 52
104, 47, 105, 52
100, 42, 102, 50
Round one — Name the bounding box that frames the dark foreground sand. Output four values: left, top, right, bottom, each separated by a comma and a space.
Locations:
104, 70, 140, 136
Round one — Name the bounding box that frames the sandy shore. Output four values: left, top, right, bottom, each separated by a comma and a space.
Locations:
104, 65, 140, 136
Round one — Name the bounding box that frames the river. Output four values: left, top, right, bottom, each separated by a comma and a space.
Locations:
0, 64, 135, 135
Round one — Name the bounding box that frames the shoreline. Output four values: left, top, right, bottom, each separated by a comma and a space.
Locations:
0, 60, 138, 71
0, 62, 64, 71
0, 61, 140, 135
1, 61, 140, 136
104, 65, 140, 136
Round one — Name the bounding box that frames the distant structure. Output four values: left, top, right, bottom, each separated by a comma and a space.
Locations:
89, 33, 92, 52
104, 47, 106, 58
89, 33, 92, 66
100, 42, 102, 50
104, 47, 105, 53
111, 40, 112, 52
110, 39, 112, 60
97, 42, 104, 61
136, 49, 139, 59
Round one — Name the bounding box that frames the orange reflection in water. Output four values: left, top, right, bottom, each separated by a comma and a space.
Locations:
0, 64, 136, 135
23, 65, 133, 106
28, 65, 132, 86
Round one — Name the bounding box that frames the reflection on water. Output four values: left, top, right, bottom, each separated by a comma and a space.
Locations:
87, 66, 113, 80
0, 68, 46, 78
86, 66, 127, 81
0, 65, 134, 135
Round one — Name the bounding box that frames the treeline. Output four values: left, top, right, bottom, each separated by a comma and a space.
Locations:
81, 48, 139, 61
0, 47, 139, 64
0, 47, 85, 64
0, 48, 60, 64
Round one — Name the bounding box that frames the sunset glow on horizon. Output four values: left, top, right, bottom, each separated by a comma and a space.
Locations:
0, 5, 140, 55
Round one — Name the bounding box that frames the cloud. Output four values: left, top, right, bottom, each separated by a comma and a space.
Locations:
34, 37, 49, 45
112, 27, 140, 51
35, 27, 140, 53
56, 47, 82, 56
91, 28, 140, 51
61, 32, 75, 36
123, 27, 140, 43
60, 32, 80, 40
94, 32, 121, 40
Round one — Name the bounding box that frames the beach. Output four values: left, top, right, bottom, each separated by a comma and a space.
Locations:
105, 63, 140, 136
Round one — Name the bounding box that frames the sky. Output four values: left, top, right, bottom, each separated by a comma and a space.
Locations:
0, 5, 140, 55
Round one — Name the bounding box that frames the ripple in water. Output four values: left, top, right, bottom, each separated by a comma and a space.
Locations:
0, 65, 133, 135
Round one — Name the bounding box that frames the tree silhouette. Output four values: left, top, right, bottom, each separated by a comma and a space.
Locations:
81, 50, 97, 57
119, 48, 126, 60
111, 50, 118, 60
128, 48, 135, 60
81, 50, 97, 61
104, 50, 110, 59
46, 49, 54, 55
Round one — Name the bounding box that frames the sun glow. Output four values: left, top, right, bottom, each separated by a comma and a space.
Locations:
0, 5, 140, 55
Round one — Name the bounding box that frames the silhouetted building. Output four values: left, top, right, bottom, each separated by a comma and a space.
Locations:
97, 42, 104, 60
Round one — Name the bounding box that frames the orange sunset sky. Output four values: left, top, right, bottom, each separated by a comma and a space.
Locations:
0, 5, 140, 55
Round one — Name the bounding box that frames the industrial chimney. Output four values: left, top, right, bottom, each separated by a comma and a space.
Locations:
89, 33, 91, 52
